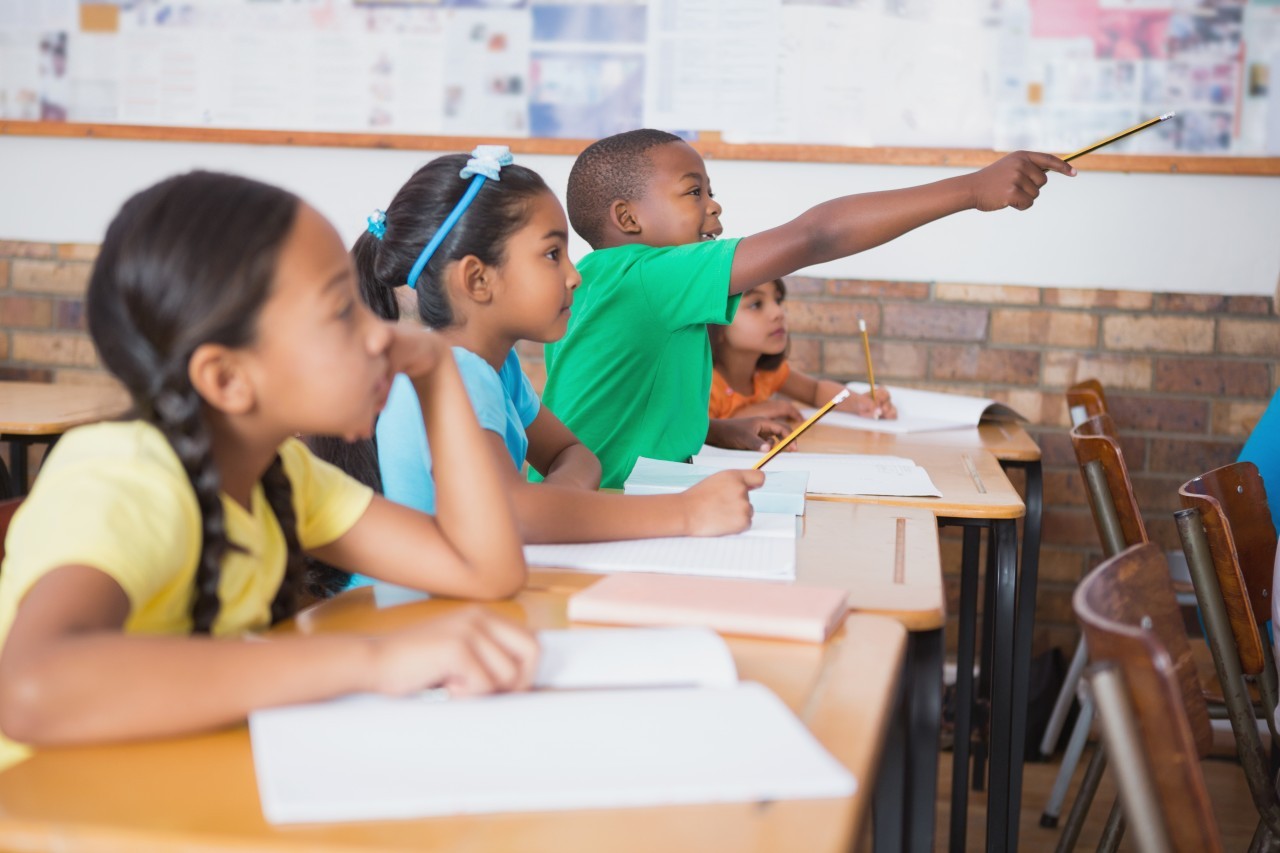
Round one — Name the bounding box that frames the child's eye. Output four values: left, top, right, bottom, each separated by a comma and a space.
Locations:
337, 301, 355, 321
688, 187, 701, 197
546, 247, 560, 262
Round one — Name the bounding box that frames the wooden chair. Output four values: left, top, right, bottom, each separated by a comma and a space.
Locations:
1178, 461, 1280, 844
0, 497, 22, 569
1040, 413, 1151, 844
1067, 379, 1109, 427
1074, 542, 1222, 853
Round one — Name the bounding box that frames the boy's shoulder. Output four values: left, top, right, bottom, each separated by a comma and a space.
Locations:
580, 238, 739, 279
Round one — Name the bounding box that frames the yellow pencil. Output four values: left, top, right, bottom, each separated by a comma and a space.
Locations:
859, 317, 877, 401
1063, 113, 1175, 163
752, 388, 852, 470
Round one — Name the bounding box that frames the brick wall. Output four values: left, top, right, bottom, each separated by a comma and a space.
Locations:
4, 238, 1278, 657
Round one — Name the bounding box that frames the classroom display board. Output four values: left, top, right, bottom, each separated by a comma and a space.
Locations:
2, 0, 1278, 158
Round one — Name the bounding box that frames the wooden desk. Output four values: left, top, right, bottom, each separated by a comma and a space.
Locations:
0, 589, 906, 853
0, 381, 130, 495
784, 427, 1040, 853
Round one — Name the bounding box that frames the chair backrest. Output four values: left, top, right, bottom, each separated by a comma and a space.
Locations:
0, 497, 21, 568
1067, 378, 1109, 426
1070, 413, 1147, 556
1179, 461, 1277, 676
1074, 543, 1220, 853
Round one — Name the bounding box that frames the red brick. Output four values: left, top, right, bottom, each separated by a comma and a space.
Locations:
825, 339, 926, 380
882, 303, 987, 342
1152, 293, 1227, 314
787, 335, 821, 373
1153, 357, 1271, 397
785, 300, 878, 336
0, 241, 55, 259
0, 332, 7, 361
929, 345, 1040, 385
826, 279, 929, 300
1042, 351, 1152, 391
934, 282, 1040, 305
990, 309, 1097, 348
0, 295, 53, 328
12, 260, 92, 296
1143, 516, 1185, 552
1107, 394, 1209, 433
1043, 288, 1153, 310
56, 243, 100, 262
985, 388, 1069, 428
1037, 548, 1086, 584
1129, 473, 1187, 513
1035, 430, 1147, 470
1042, 507, 1105, 547
52, 369, 126, 388
1226, 296, 1273, 315
1212, 400, 1268, 438
1034, 585, 1077, 626
779, 275, 823, 296
1102, 316, 1215, 354
1043, 469, 1087, 507
1148, 438, 1243, 475
11, 332, 100, 367
1218, 318, 1280, 357
0, 365, 54, 382
0, 259, 8, 290
1035, 624, 1082, 659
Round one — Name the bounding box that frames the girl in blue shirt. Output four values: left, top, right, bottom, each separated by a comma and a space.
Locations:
317, 148, 761, 562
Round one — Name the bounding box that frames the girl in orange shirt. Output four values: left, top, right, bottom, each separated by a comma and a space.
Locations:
708, 279, 895, 427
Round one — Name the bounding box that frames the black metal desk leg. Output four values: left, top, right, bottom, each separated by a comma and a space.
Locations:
905, 627, 943, 853
874, 656, 907, 853
984, 518, 1019, 853
948, 524, 982, 853
1005, 459, 1043, 850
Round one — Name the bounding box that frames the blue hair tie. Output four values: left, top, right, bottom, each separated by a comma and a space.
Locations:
406, 145, 514, 290
366, 209, 386, 240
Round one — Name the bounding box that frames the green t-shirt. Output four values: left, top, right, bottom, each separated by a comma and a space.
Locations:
541, 239, 741, 489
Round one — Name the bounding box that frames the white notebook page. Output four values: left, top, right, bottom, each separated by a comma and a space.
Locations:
250, 682, 856, 824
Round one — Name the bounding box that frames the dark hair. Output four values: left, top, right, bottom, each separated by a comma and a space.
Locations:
566, 128, 684, 248
709, 278, 789, 373
351, 152, 552, 328
86, 170, 309, 632
309, 153, 552, 543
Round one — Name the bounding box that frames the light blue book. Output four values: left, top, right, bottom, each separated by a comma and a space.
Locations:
624, 457, 808, 516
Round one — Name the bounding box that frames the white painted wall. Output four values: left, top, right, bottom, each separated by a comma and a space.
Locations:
2, 135, 1278, 296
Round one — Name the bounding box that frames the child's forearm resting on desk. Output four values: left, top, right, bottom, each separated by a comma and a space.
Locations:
0, 570, 536, 747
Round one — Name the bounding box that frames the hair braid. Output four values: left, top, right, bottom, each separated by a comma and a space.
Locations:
260, 454, 307, 624
151, 382, 228, 633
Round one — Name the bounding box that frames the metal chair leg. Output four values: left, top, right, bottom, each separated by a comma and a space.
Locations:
1041, 694, 1094, 828
1042, 636, 1088, 759
1096, 796, 1125, 852
1054, 744, 1107, 853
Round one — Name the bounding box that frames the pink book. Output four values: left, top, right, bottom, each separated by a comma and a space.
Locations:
567, 573, 849, 643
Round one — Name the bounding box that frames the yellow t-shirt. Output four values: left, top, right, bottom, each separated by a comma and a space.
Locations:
0, 421, 374, 770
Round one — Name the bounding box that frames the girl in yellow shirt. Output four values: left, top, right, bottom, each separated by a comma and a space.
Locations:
0, 171, 536, 770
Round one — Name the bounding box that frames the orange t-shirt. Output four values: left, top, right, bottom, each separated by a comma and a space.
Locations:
708, 362, 792, 418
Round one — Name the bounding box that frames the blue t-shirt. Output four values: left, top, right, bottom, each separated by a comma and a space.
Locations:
1239, 388, 1280, 532
377, 346, 541, 515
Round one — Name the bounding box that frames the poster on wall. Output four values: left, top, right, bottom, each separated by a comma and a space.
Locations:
0, 0, 1276, 156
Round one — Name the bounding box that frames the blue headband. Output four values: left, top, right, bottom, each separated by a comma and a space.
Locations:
405, 145, 514, 290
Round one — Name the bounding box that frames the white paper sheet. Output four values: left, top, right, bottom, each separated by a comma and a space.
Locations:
250, 682, 855, 824
624, 456, 808, 516
535, 626, 738, 690
523, 512, 797, 580
796, 382, 1024, 435
692, 447, 943, 499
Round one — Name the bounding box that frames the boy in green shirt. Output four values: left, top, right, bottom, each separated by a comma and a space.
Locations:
542, 129, 1075, 488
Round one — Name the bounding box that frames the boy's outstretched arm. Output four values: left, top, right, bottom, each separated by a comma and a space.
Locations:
729, 151, 1075, 294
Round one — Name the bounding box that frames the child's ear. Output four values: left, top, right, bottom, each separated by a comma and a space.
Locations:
188, 343, 255, 416
456, 255, 494, 305
609, 199, 642, 236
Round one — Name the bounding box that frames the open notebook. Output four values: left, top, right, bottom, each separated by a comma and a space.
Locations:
624, 457, 808, 516
523, 511, 798, 581
250, 627, 855, 824
801, 382, 1025, 435
691, 446, 942, 498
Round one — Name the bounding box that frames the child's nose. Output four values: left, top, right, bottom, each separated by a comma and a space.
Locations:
365, 313, 393, 354
566, 263, 583, 291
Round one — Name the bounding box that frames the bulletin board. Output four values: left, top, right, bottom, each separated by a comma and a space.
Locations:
2, 0, 1279, 176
